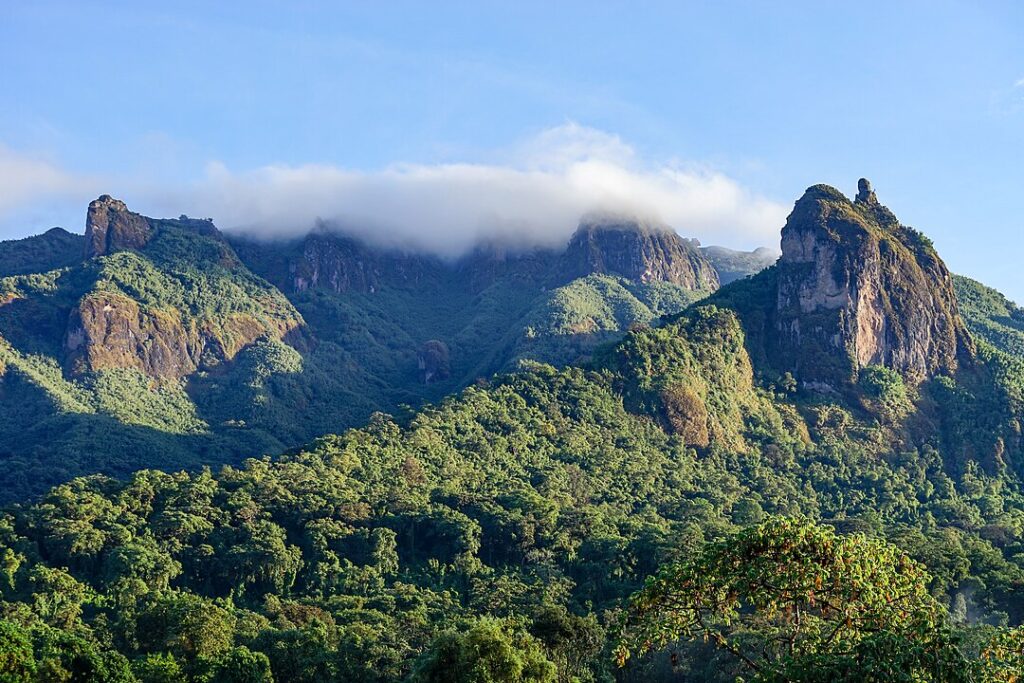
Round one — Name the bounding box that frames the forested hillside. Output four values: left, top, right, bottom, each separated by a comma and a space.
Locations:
1, 181, 1024, 680
0, 202, 734, 501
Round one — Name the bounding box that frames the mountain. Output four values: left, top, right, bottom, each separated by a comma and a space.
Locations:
0, 199, 721, 500
954, 274, 1024, 357
700, 244, 779, 284
0, 227, 84, 277
2, 180, 1024, 680
707, 179, 974, 392
560, 214, 720, 289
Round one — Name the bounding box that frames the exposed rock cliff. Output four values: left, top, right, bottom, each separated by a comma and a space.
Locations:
85, 194, 221, 258
290, 233, 437, 294
235, 215, 721, 297
773, 179, 973, 389
65, 292, 199, 378
85, 195, 153, 257
561, 216, 720, 290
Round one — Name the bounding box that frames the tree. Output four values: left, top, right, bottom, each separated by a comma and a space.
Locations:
132, 653, 185, 683
617, 518, 971, 681
979, 626, 1024, 682
410, 618, 557, 683
200, 646, 273, 683
0, 620, 35, 682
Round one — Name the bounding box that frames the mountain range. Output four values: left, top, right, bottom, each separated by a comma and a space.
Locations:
0, 195, 770, 500
2, 179, 1024, 681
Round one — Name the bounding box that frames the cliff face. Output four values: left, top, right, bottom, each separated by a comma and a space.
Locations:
65, 292, 199, 378
236, 215, 720, 297
85, 195, 154, 257
290, 234, 437, 294
85, 195, 222, 258
773, 179, 972, 389
561, 217, 720, 290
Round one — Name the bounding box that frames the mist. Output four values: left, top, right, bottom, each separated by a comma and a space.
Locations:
2, 125, 788, 253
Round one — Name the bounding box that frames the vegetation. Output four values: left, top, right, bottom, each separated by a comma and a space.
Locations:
0, 229, 84, 278
1, 291, 1024, 678
4, 205, 1024, 679
955, 275, 1024, 358
0, 229, 710, 501
619, 518, 971, 681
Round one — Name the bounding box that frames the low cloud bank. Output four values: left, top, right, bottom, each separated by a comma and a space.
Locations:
2, 124, 788, 253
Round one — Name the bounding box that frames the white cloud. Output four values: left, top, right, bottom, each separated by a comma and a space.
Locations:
1, 124, 788, 252
154, 123, 787, 255
1015, 77, 1024, 88
0, 145, 99, 214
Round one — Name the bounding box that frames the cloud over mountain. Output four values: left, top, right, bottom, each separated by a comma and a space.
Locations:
2, 125, 787, 253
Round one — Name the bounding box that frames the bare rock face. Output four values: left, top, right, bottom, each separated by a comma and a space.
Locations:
561, 216, 720, 290
85, 195, 154, 257
65, 292, 200, 378
66, 196, 302, 379
64, 291, 299, 379
774, 179, 972, 389
290, 234, 436, 294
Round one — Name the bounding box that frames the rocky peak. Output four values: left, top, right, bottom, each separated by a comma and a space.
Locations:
84, 195, 154, 257
561, 215, 720, 290
84, 195, 223, 258
855, 178, 877, 205
774, 179, 972, 389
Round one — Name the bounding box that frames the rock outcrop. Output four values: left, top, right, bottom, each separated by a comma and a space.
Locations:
65, 292, 199, 378
773, 179, 973, 389
85, 195, 154, 257
64, 292, 301, 380
561, 216, 720, 290
85, 195, 221, 258
283, 234, 437, 294
235, 214, 722, 298
418, 339, 451, 384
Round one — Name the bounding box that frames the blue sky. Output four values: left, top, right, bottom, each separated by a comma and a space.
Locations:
2, 1, 1023, 299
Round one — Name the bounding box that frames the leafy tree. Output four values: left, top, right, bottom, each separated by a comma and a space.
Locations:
132, 653, 186, 683
0, 620, 36, 682
618, 518, 970, 681
198, 647, 273, 683
410, 618, 557, 683
979, 626, 1024, 682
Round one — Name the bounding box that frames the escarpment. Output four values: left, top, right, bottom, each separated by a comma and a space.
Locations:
772, 179, 973, 389
561, 215, 720, 290
85, 195, 153, 257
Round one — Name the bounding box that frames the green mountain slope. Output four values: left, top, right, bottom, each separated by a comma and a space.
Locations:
0, 200, 717, 501
0, 227, 84, 277
1, 181, 1024, 680
955, 274, 1024, 357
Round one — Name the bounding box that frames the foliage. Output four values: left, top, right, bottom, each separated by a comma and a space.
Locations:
409, 618, 557, 683
5, 218, 1024, 679
617, 518, 969, 681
